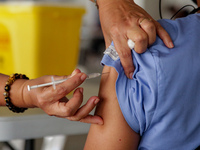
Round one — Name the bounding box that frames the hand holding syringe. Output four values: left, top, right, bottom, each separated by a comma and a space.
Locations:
22, 69, 104, 125
27, 72, 108, 91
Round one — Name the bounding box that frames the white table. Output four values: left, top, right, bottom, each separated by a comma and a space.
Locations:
0, 108, 90, 141
0, 108, 90, 150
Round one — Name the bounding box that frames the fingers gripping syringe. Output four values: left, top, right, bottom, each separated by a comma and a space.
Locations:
27, 73, 106, 91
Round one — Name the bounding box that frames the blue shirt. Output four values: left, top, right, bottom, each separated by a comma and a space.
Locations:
101, 14, 200, 150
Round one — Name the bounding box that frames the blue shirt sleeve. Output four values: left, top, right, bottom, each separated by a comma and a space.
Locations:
101, 14, 200, 150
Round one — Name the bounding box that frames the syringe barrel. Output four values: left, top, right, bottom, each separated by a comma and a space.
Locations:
87, 73, 101, 79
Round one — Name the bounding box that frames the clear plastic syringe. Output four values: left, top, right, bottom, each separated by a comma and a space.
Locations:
27, 72, 105, 91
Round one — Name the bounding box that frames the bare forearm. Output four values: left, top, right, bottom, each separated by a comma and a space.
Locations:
0, 74, 9, 106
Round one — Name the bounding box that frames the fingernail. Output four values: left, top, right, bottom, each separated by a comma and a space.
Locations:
98, 121, 104, 125
129, 72, 133, 79
79, 88, 83, 94
94, 98, 100, 105
169, 42, 174, 48
81, 74, 87, 81
71, 69, 77, 77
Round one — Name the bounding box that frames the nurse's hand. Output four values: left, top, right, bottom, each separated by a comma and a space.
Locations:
98, 0, 174, 78
23, 69, 103, 125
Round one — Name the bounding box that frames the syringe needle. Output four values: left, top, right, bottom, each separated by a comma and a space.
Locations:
27, 72, 109, 91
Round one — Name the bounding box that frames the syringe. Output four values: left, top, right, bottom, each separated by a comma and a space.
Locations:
27, 72, 107, 91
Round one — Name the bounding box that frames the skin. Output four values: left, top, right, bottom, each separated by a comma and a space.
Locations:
0, 69, 103, 125
97, 0, 174, 78
198, 0, 200, 9
84, 66, 140, 150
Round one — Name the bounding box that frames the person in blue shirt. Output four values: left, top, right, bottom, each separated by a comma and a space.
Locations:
84, 1, 200, 149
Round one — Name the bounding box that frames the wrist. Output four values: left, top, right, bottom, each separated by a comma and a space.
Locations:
21, 79, 38, 108
9, 79, 30, 108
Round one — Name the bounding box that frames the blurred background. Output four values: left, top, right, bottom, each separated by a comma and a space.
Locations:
0, 0, 197, 150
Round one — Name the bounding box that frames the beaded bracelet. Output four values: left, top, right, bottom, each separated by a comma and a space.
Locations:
4, 73, 29, 113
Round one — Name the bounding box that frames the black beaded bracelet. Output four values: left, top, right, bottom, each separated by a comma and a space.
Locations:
4, 73, 29, 113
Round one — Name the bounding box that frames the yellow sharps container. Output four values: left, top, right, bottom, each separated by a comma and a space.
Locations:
0, 2, 85, 79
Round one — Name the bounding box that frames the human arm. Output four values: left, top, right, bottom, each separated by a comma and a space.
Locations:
95, 0, 174, 78
84, 66, 140, 150
0, 69, 103, 125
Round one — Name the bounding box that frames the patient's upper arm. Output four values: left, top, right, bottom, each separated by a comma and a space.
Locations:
84, 66, 140, 150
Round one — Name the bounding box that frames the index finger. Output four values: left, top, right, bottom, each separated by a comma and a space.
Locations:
155, 21, 174, 48
45, 73, 88, 99
113, 38, 135, 79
